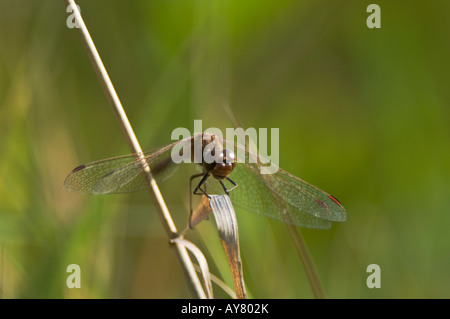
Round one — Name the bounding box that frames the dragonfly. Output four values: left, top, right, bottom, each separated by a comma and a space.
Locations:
64, 133, 346, 229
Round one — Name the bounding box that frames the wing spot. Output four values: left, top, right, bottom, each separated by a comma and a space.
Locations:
328, 195, 342, 206
72, 164, 86, 173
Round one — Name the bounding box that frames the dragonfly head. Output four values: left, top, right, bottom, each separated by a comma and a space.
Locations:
204, 148, 237, 180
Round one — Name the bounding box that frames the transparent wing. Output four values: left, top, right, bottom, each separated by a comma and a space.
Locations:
64, 153, 147, 194
208, 136, 346, 227
227, 164, 334, 229
63, 136, 196, 195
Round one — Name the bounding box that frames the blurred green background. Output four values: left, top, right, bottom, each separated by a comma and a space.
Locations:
1, 0, 449, 298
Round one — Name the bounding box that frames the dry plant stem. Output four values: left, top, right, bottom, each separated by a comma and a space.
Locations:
64, 0, 206, 299
193, 264, 237, 299
286, 224, 327, 299
171, 237, 214, 299
209, 195, 247, 299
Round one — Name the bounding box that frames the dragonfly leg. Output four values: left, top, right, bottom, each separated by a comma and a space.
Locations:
189, 173, 211, 228
189, 173, 204, 195
220, 177, 238, 195
192, 173, 210, 197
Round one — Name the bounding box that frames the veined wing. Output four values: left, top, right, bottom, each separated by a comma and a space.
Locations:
217, 137, 346, 227
63, 135, 198, 195
228, 163, 334, 228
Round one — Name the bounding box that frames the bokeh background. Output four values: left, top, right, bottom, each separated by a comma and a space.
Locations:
1, 0, 449, 298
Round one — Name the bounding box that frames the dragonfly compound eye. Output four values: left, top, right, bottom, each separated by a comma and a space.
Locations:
221, 149, 236, 164
211, 149, 237, 180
